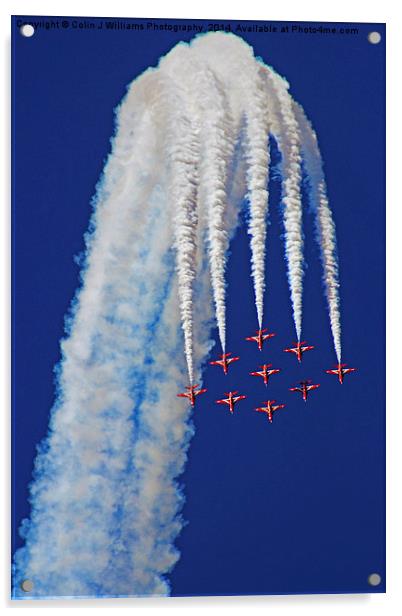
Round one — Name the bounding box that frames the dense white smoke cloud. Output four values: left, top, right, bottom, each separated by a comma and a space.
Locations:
13, 32, 341, 599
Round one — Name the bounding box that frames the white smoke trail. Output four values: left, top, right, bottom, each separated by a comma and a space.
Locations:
13, 32, 342, 599
195, 68, 235, 352
243, 66, 271, 329
165, 86, 200, 384
293, 102, 342, 362
264, 68, 304, 340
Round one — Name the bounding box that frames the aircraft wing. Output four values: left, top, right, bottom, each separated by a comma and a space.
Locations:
233, 395, 246, 403
210, 360, 223, 367
344, 368, 357, 374
216, 399, 229, 405
195, 388, 207, 396
289, 387, 301, 392
307, 384, 320, 391
245, 336, 258, 342
177, 393, 189, 399
284, 348, 296, 354
325, 369, 338, 375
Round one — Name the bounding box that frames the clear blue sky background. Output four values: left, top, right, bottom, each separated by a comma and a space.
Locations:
12, 16, 385, 596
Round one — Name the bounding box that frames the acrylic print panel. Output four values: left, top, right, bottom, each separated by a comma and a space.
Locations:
11, 16, 385, 599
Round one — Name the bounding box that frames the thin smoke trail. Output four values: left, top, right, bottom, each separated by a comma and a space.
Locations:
196, 68, 235, 353
243, 66, 271, 329
13, 32, 343, 599
264, 67, 304, 340
166, 89, 200, 384
293, 101, 342, 362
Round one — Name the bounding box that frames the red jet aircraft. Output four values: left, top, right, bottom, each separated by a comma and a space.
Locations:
255, 400, 285, 423
245, 328, 276, 351
209, 352, 240, 375
289, 380, 320, 402
250, 364, 281, 386
216, 391, 247, 414
283, 341, 314, 363
177, 384, 207, 407
325, 363, 357, 384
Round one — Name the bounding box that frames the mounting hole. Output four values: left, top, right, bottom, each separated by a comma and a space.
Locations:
20, 579, 34, 592
368, 573, 382, 586
20, 24, 35, 38
368, 31, 381, 45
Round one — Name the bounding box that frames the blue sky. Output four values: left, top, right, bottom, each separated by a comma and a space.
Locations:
12, 16, 385, 596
